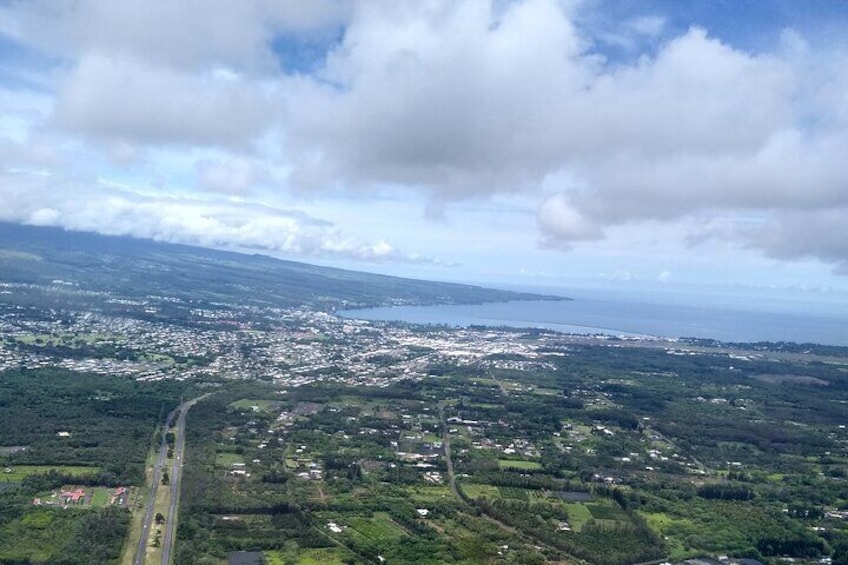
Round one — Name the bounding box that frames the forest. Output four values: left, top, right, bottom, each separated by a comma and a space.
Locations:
0, 368, 187, 564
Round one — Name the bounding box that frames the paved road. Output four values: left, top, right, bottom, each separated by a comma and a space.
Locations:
160, 396, 204, 565
439, 402, 572, 561
438, 403, 461, 501
133, 396, 205, 565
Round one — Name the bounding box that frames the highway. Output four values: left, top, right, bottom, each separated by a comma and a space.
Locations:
133, 395, 205, 565
438, 402, 460, 501
159, 396, 204, 565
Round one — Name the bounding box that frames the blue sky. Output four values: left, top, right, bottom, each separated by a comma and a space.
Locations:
1, 0, 848, 298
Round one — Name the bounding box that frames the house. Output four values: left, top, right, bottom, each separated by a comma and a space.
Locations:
59, 488, 85, 503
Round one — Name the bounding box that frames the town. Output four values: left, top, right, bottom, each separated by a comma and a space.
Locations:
2, 276, 848, 565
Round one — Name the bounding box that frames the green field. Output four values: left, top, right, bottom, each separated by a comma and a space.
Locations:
563, 503, 593, 531
0, 465, 100, 482
229, 398, 281, 413
640, 512, 697, 559
347, 512, 406, 542
499, 486, 530, 500
265, 548, 349, 565
88, 487, 112, 507
460, 482, 501, 499
497, 459, 542, 471
586, 502, 629, 521
404, 485, 454, 502
214, 452, 245, 466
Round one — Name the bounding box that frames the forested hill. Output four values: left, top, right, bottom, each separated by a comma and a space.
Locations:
0, 222, 562, 311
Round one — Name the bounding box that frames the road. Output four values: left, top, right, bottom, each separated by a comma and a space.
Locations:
439, 402, 576, 562
133, 395, 205, 565
438, 403, 461, 501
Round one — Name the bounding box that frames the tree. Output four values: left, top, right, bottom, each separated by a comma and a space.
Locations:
155, 512, 165, 524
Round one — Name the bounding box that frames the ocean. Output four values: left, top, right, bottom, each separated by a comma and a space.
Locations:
339, 286, 848, 346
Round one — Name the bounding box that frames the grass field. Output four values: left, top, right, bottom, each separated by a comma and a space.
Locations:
266, 548, 349, 565
89, 487, 112, 506
640, 512, 695, 560
465, 402, 503, 409
563, 503, 593, 531
499, 486, 530, 500
215, 452, 245, 466
348, 512, 407, 542
16, 332, 118, 346
531, 387, 560, 396
460, 483, 500, 499
586, 502, 629, 522
0, 465, 100, 482
229, 398, 281, 413
497, 459, 542, 471
404, 485, 454, 502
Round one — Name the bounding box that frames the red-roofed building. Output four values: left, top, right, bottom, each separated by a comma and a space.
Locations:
60, 488, 85, 503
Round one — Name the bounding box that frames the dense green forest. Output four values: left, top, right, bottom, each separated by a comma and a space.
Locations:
0, 369, 186, 484
0, 369, 186, 564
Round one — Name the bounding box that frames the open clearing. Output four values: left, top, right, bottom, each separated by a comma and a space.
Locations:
265, 548, 348, 564
1, 465, 100, 482
563, 503, 593, 531
229, 398, 282, 413
497, 459, 542, 471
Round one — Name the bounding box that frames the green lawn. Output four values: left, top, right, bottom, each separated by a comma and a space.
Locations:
229, 398, 280, 412
563, 503, 593, 531
214, 452, 245, 467
497, 459, 542, 471
404, 485, 454, 502
348, 512, 407, 542
266, 548, 349, 565
499, 486, 530, 501
0, 465, 100, 482
89, 487, 112, 507
460, 483, 500, 500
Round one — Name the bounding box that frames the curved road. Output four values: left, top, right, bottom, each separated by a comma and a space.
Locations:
134, 395, 205, 565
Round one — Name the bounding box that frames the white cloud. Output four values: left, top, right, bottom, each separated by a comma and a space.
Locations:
195, 158, 267, 195
28, 207, 61, 226
2, 0, 848, 277
52, 54, 272, 147
5, 0, 352, 72
0, 171, 434, 265
537, 193, 602, 248
277, 3, 848, 272
735, 209, 848, 274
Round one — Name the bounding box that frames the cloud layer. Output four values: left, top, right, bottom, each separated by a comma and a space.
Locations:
0, 172, 430, 264
2, 0, 848, 275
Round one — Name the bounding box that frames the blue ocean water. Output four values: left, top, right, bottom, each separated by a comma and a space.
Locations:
339, 287, 848, 346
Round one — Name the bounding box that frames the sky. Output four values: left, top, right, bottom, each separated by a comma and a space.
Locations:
2, 0, 848, 298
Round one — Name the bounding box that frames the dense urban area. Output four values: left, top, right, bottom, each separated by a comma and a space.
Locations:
2, 226, 848, 565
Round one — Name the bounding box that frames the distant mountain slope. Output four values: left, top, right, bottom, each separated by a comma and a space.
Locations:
0, 222, 561, 311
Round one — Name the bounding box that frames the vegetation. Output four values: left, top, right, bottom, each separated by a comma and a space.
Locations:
163, 341, 848, 564
1, 224, 847, 564
0, 368, 185, 564
0, 222, 560, 315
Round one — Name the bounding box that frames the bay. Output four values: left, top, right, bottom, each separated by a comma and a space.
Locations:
339, 287, 848, 346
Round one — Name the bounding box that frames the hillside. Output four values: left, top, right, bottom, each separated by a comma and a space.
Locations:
0, 222, 560, 314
